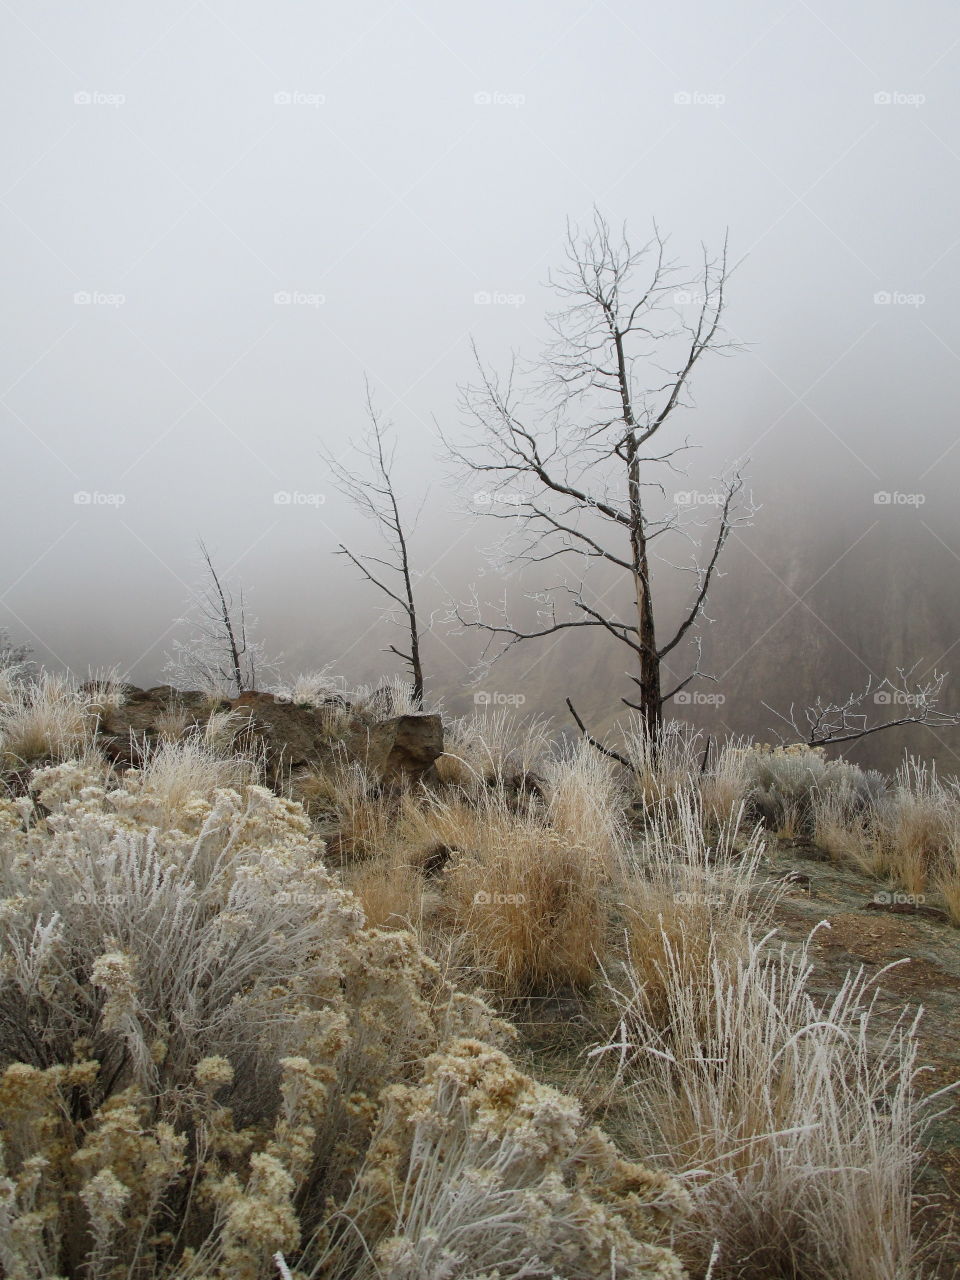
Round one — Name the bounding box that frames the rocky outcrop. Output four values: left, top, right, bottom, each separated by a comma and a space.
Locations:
95, 685, 223, 766
93, 685, 444, 788
232, 690, 444, 786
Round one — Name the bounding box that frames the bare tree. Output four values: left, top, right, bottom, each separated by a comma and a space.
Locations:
764, 664, 960, 748
164, 541, 269, 696
322, 383, 427, 708
445, 210, 752, 748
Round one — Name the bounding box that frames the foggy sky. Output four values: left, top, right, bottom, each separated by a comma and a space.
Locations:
2, 0, 959, 759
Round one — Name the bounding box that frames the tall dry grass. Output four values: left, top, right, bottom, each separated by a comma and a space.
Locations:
594, 926, 947, 1280
337, 740, 626, 993
810, 754, 960, 921
618, 787, 773, 1026
438, 707, 553, 792
0, 669, 100, 767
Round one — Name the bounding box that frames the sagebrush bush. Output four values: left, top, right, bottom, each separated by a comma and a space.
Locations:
0, 748, 685, 1278
315, 1038, 691, 1280
733, 743, 870, 837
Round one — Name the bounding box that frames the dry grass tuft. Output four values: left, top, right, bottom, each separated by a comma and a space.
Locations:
0, 671, 100, 767
595, 926, 945, 1280
443, 708, 553, 790
810, 754, 960, 919
618, 788, 772, 1027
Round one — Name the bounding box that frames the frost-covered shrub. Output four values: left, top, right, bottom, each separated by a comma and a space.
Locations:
319, 1038, 690, 1280
737, 744, 874, 837
0, 751, 684, 1278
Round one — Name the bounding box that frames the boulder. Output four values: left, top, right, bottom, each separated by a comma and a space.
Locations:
230, 691, 334, 771
357, 712, 445, 785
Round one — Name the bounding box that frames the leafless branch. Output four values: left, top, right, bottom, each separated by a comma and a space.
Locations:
763, 665, 960, 747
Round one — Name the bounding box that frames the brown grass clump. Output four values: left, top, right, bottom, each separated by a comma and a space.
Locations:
295, 760, 397, 857
435, 745, 624, 992
871, 759, 959, 895
336, 743, 623, 994
348, 854, 432, 931
810, 755, 960, 919
442, 707, 553, 790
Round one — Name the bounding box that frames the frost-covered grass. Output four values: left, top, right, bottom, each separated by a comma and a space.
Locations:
618, 788, 773, 1027
594, 928, 946, 1280
0, 668, 100, 767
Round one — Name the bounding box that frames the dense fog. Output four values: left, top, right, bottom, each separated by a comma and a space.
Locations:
3, 0, 959, 771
